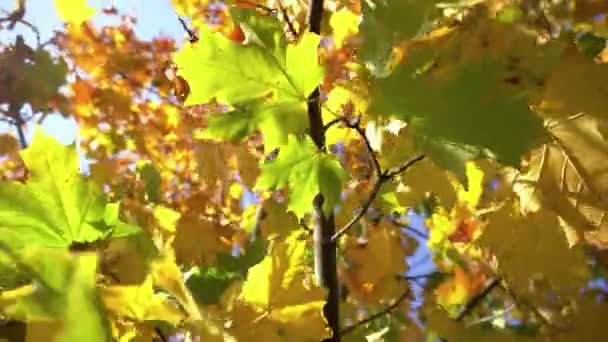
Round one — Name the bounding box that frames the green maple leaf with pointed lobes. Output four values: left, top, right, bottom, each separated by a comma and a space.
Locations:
174, 10, 323, 151
2, 249, 110, 341
254, 136, 347, 219
0, 129, 140, 249
369, 24, 550, 174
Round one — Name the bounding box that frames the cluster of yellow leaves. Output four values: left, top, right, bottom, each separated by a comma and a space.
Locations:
340, 222, 409, 303
222, 231, 330, 341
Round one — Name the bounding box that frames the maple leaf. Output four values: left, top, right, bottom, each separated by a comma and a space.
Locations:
174, 17, 323, 151
0, 129, 140, 249
341, 222, 408, 302
255, 135, 347, 218
236, 230, 330, 340
55, 0, 95, 24
478, 201, 589, 300
101, 277, 183, 324
1, 249, 110, 341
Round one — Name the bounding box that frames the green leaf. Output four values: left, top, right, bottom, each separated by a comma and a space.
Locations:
359, 0, 443, 73
174, 20, 322, 150
576, 32, 606, 58
204, 107, 258, 142
187, 235, 265, 305
186, 267, 239, 305
139, 163, 162, 203
174, 26, 321, 104
230, 8, 286, 59
369, 24, 550, 170
0, 129, 138, 249
254, 135, 347, 218
2, 249, 110, 341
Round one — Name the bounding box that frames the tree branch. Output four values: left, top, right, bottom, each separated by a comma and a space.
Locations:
277, 0, 297, 39
455, 277, 501, 321
331, 154, 425, 242
5, 104, 28, 149
389, 216, 429, 239
340, 290, 409, 337
345, 116, 381, 177
305, 0, 339, 340
177, 16, 198, 43
399, 271, 443, 281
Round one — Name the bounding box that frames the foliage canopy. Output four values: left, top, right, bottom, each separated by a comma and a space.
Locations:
1, 0, 608, 341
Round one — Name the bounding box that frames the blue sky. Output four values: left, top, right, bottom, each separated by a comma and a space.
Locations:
0, 0, 185, 144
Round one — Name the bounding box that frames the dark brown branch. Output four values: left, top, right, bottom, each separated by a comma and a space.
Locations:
331, 154, 426, 242
332, 178, 383, 242
456, 277, 501, 321
399, 272, 443, 281
323, 117, 341, 131
277, 0, 298, 39
305, 0, 339, 340
235, 0, 276, 15
345, 116, 381, 177
5, 104, 28, 148
177, 16, 198, 43
340, 290, 409, 337
386, 154, 426, 179
389, 217, 429, 239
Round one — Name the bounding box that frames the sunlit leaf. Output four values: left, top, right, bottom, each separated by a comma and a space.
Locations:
0, 130, 139, 249
54, 0, 95, 24
255, 135, 347, 218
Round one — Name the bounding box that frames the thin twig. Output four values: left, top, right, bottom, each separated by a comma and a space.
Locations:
386, 155, 426, 179
277, 0, 298, 39
466, 303, 515, 327
340, 290, 409, 336
403, 226, 429, 240
399, 271, 443, 281
497, 281, 553, 327
456, 277, 501, 321
389, 217, 429, 239
331, 154, 426, 242
177, 16, 198, 43
346, 117, 381, 177
236, 0, 276, 15
323, 117, 342, 131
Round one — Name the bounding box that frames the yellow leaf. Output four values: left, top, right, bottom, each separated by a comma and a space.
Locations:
513, 115, 608, 247
453, 162, 484, 211
101, 277, 183, 324
330, 8, 359, 48
478, 201, 589, 300
153, 206, 180, 233
151, 251, 202, 320
55, 0, 94, 24
239, 230, 325, 308
173, 212, 230, 266
341, 222, 408, 302
269, 301, 328, 341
